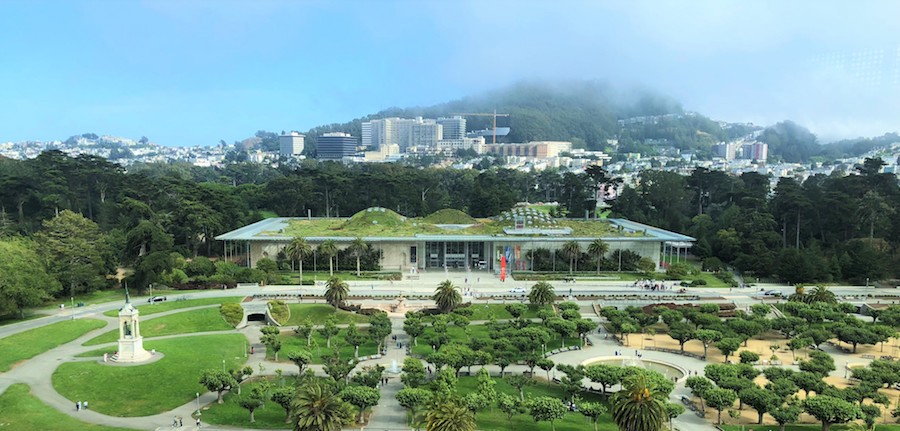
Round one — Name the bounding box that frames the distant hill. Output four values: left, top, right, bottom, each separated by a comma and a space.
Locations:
300, 81, 692, 154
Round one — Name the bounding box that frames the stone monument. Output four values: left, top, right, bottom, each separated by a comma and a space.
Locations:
112, 287, 152, 363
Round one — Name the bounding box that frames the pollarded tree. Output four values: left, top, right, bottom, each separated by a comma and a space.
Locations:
270, 386, 295, 423
401, 357, 427, 388
527, 396, 568, 431
368, 312, 392, 352
770, 403, 802, 431
497, 393, 524, 422
584, 363, 624, 395
344, 322, 366, 358
287, 349, 311, 375
404, 313, 425, 346
704, 388, 737, 425
339, 385, 380, 424
318, 240, 338, 276
396, 387, 431, 431
505, 375, 534, 401
433, 280, 462, 313
296, 318, 314, 346
537, 358, 555, 381
739, 350, 760, 364
588, 238, 609, 275
668, 322, 695, 352
318, 315, 340, 348
528, 281, 555, 307
239, 393, 265, 423
580, 401, 608, 431
291, 382, 353, 431
261, 333, 282, 361
694, 329, 722, 360
740, 386, 781, 424
802, 395, 862, 431
716, 338, 741, 362
685, 376, 713, 411
199, 369, 238, 404
665, 403, 686, 431
324, 277, 349, 309
561, 240, 581, 274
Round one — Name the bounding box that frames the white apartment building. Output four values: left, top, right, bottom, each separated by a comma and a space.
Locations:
437, 116, 466, 140
278, 132, 305, 157
361, 117, 443, 150
435, 137, 486, 154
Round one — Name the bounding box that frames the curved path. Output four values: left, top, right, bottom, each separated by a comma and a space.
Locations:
0, 278, 879, 431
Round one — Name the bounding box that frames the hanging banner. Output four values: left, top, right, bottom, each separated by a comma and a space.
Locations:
500, 255, 507, 281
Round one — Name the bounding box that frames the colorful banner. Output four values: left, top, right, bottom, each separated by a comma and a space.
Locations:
500, 255, 507, 281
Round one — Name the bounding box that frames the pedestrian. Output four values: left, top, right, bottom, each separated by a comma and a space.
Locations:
173, 416, 178, 427
179, 417, 182, 427
196, 417, 201, 427
83, 401, 88, 410
75, 401, 79, 411
250, 346, 254, 355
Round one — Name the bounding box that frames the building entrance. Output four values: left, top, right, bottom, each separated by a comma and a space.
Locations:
424, 241, 485, 269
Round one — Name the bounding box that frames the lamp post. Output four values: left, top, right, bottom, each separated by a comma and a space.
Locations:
222, 359, 226, 373
70, 297, 74, 320
195, 392, 200, 416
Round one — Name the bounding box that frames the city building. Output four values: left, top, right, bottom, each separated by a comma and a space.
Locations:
435, 137, 486, 154
436, 116, 467, 140
713, 142, 739, 161
317, 132, 358, 161
363, 144, 401, 162
745, 142, 768, 161
216, 207, 694, 273
484, 141, 572, 158
278, 132, 305, 157
361, 117, 443, 150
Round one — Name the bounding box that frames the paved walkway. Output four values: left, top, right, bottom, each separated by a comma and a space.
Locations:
0, 279, 880, 431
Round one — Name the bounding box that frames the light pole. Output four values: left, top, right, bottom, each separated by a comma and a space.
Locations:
70, 297, 74, 320
195, 392, 200, 416
866, 278, 870, 298
149, 283, 153, 299
222, 359, 226, 373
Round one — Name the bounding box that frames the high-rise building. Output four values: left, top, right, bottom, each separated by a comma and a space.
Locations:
279, 132, 305, 157
360, 117, 443, 150
746, 142, 768, 161
437, 116, 466, 140
713, 142, 739, 160
317, 132, 358, 160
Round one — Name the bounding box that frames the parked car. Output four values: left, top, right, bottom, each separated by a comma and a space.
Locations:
148, 296, 167, 303
763, 290, 783, 297
509, 287, 526, 293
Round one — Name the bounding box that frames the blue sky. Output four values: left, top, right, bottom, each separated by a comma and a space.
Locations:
1, 0, 899, 146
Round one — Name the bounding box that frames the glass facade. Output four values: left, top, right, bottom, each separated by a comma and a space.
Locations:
424, 241, 485, 269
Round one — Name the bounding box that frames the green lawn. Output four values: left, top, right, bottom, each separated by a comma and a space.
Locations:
0, 319, 106, 372
283, 303, 369, 326
0, 312, 44, 327
53, 334, 247, 417
84, 308, 234, 346
0, 384, 137, 431
274, 327, 379, 364
200, 377, 292, 429
420, 305, 551, 322
410, 324, 581, 357
455, 375, 615, 431
102, 296, 243, 317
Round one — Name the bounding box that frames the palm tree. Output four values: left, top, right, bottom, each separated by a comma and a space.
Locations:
348, 237, 367, 277
290, 382, 353, 431
588, 239, 609, 275
285, 237, 312, 282
561, 241, 581, 274
318, 240, 338, 276
433, 280, 462, 313
425, 398, 476, 431
324, 277, 349, 309
612, 372, 667, 431
528, 281, 555, 307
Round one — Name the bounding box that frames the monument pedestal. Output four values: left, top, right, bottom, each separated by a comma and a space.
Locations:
113, 300, 153, 363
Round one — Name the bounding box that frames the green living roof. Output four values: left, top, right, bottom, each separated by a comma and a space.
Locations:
214, 207, 697, 242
